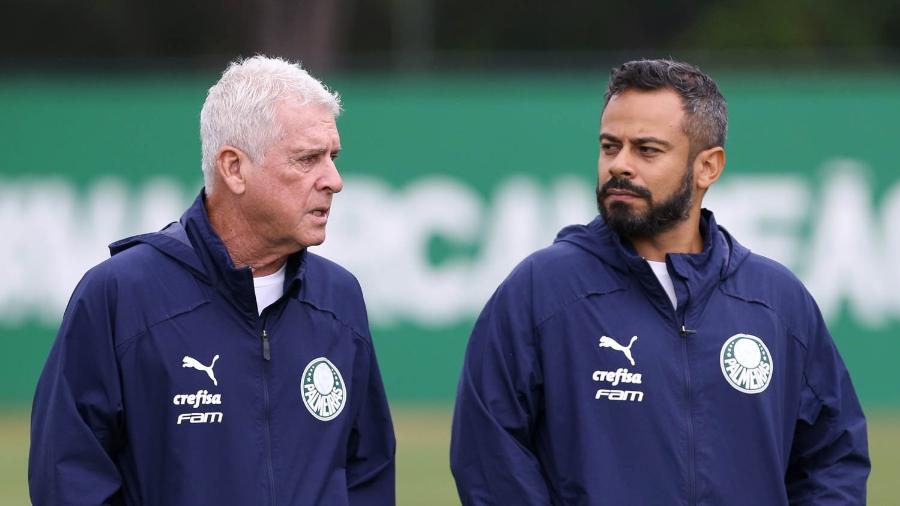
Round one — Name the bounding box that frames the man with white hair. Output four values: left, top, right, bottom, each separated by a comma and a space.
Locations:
29, 56, 396, 505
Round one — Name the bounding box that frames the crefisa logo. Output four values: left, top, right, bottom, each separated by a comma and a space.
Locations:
301, 357, 347, 421
720, 334, 773, 394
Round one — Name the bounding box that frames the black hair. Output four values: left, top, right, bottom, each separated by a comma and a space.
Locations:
605, 59, 727, 153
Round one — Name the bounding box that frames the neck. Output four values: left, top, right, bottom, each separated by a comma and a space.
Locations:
628, 208, 704, 261
206, 193, 289, 277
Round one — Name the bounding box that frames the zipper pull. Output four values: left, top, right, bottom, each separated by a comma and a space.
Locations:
680, 325, 696, 337
261, 329, 271, 361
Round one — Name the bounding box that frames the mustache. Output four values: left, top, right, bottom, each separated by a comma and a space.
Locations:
598, 177, 652, 200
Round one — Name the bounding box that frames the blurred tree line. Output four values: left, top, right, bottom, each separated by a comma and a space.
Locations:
4, 0, 899, 72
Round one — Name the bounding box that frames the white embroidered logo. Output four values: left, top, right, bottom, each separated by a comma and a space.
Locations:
598, 335, 638, 366
720, 334, 773, 394
183, 355, 220, 386
301, 357, 346, 421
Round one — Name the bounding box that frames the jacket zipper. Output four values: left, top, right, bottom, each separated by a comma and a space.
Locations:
262, 329, 272, 361
654, 259, 698, 505
260, 325, 276, 506
677, 294, 697, 506
679, 325, 696, 506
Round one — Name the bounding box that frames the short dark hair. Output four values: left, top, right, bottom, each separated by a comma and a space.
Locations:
604, 59, 727, 153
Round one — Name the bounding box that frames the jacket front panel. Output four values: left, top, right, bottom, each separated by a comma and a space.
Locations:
532, 262, 797, 505
534, 289, 689, 504
113, 290, 369, 505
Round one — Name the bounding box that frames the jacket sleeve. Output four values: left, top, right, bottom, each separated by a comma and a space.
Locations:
346, 337, 396, 505
29, 267, 126, 506
450, 262, 550, 505
785, 299, 870, 505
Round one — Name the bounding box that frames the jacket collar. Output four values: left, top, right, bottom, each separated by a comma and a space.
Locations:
557, 209, 750, 318
179, 190, 307, 318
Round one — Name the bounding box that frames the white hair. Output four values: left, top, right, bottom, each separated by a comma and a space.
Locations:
199, 55, 342, 193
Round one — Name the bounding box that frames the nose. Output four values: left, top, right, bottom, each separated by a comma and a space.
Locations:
605, 149, 635, 180
318, 157, 343, 194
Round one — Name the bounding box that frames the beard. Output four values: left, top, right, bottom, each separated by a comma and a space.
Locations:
596, 165, 695, 239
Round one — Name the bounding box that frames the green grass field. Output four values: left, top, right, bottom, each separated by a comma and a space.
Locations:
4, 407, 898, 504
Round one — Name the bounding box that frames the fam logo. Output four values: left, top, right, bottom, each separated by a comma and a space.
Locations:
720, 334, 773, 394
301, 357, 346, 421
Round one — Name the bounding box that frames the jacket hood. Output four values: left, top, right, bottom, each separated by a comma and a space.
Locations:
108, 190, 307, 318
554, 209, 750, 281
108, 219, 208, 282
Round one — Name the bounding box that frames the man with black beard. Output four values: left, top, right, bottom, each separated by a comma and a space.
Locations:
451, 59, 869, 505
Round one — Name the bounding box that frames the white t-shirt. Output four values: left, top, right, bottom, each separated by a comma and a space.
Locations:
253, 263, 286, 315
647, 260, 677, 309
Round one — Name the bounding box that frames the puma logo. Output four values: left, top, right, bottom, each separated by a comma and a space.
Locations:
183, 355, 220, 386
598, 336, 638, 366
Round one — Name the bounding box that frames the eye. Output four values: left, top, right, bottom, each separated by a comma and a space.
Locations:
601, 143, 620, 155
638, 146, 661, 155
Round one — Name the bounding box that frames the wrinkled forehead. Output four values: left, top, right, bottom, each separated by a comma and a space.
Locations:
266, 100, 340, 156
272, 99, 339, 138
601, 88, 688, 141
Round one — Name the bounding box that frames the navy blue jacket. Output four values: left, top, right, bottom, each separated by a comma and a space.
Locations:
30, 193, 395, 505
451, 211, 869, 505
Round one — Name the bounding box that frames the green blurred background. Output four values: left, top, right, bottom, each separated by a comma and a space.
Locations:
3, 1, 900, 504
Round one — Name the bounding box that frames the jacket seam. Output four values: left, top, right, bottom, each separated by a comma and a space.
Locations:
533, 288, 624, 333
721, 288, 824, 407
114, 300, 209, 352
296, 299, 373, 349
793, 328, 827, 407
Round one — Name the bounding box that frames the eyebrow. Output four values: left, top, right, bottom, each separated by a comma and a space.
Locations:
599, 133, 620, 143
599, 133, 673, 148
290, 147, 341, 156
632, 136, 673, 148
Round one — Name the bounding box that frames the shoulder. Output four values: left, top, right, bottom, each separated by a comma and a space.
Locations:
725, 251, 809, 302
522, 240, 620, 291
715, 219, 811, 308
490, 241, 623, 326
528, 239, 595, 267
303, 251, 364, 295
723, 251, 822, 340
74, 243, 174, 297
70, 243, 208, 344
300, 251, 369, 336
107, 241, 183, 278
104, 242, 204, 298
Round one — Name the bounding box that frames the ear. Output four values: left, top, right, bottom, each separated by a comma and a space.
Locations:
693, 146, 725, 191
215, 145, 250, 195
